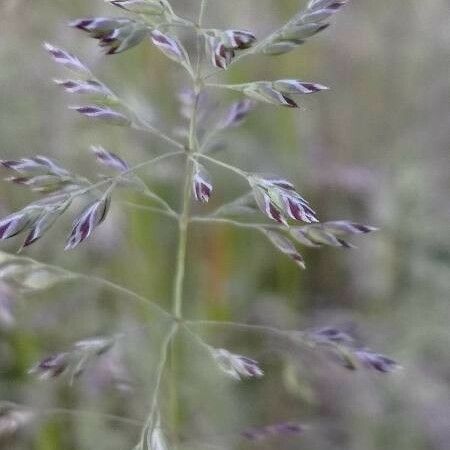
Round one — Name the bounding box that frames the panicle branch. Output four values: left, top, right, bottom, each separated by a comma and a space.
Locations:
0, 151, 182, 249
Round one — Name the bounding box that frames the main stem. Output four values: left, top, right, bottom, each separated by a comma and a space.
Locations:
172, 0, 206, 319
169, 70, 202, 446
169, 1, 206, 440
172, 90, 200, 319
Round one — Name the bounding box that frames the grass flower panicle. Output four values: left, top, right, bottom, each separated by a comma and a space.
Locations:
0, 1, 400, 448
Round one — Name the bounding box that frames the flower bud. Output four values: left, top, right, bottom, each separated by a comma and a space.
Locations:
212, 348, 264, 381
151, 30, 189, 65
0, 211, 34, 240
290, 221, 377, 248
192, 163, 213, 203
243, 82, 298, 107
354, 349, 401, 373
302, 1, 347, 22
311, 327, 354, 345
29, 353, 70, 379
250, 175, 318, 224
262, 41, 301, 55
252, 185, 288, 225
44, 43, 90, 75
273, 79, 329, 95
206, 28, 256, 69
1, 156, 69, 177
281, 23, 329, 41
71, 18, 148, 55
54, 79, 113, 99
259, 0, 346, 56
264, 230, 305, 269
208, 37, 234, 69
71, 105, 131, 126
65, 196, 111, 250
24, 204, 68, 247
91, 146, 129, 172
219, 99, 254, 129
224, 29, 256, 50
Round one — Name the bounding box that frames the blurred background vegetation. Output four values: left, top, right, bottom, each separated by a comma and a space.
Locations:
0, 0, 449, 449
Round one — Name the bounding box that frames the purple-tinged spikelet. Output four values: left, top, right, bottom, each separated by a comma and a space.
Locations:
65, 196, 111, 250
219, 99, 255, 129
354, 349, 401, 373
211, 348, 264, 380
0, 212, 32, 240
29, 353, 70, 379
91, 146, 129, 172
250, 175, 318, 224
151, 30, 189, 65
44, 43, 90, 74
264, 230, 306, 269
193, 163, 213, 203
70, 106, 130, 126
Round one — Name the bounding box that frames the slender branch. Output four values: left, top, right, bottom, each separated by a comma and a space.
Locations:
1, 401, 143, 428
138, 323, 179, 449
198, 0, 208, 28
185, 321, 342, 360
182, 320, 316, 368
119, 201, 178, 220
185, 319, 294, 340
85, 69, 184, 151
2, 253, 172, 318
133, 177, 178, 217
194, 0, 208, 75
190, 216, 279, 230
185, 320, 318, 351
172, 162, 193, 319
204, 82, 244, 91
167, 7, 206, 443
172, 40, 204, 319
79, 272, 171, 319
66, 151, 184, 205
107, 151, 182, 217
130, 120, 185, 150
198, 128, 218, 154
172, 105, 199, 319
101, 172, 175, 216
116, 151, 185, 183
207, 191, 254, 216
181, 322, 213, 354
166, 71, 201, 445
158, 22, 196, 31
193, 153, 249, 178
